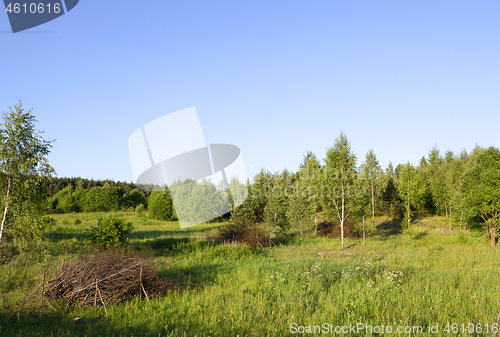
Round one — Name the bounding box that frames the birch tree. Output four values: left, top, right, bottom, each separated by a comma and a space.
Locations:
321, 132, 357, 250
359, 150, 382, 227
0, 102, 54, 251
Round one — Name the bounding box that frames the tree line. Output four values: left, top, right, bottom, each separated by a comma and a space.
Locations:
0, 102, 499, 252
231, 133, 500, 249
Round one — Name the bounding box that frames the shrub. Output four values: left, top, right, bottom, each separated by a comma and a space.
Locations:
135, 204, 146, 218
148, 190, 176, 221
41, 216, 57, 232
90, 215, 133, 248
214, 222, 269, 247
74, 218, 82, 225
317, 216, 360, 238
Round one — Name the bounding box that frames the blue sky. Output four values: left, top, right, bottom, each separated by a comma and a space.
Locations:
1, 0, 499, 182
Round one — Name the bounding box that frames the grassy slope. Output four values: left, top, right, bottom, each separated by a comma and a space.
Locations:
0, 212, 499, 336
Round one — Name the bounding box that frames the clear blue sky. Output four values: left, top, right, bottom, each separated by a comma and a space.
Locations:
1, 0, 499, 182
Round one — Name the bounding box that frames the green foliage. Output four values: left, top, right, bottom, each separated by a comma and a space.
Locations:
320, 132, 357, 249
148, 188, 176, 221
127, 188, 147, 210
135, 203, 146, 218
396, 163, 421, 229
74, 218, 81, 225
0, 101, 55, 251
90, 215, 133, 248
83, 186, 123, 212
231, 194, 260, 225
47, 185, 77, 213
382, 174, 400, 219
263, 170, 295, 234
286, 193, 315, 240
41, 216, 56, 232
460, 147, 500, 244
359, 150, 382, 222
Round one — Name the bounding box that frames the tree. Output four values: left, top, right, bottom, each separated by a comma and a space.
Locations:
82, 185, 122, 212
286, 192, 315, 241
397, 163, 419, 229
321, 132, 357, 250
263, 170, 294, 235
382, 162, 400, 219
0, 102, 55, 251
460, 147, 500, 248
359, 150, 382, 227
127, 188, 147, 209
148, 188, 176, 221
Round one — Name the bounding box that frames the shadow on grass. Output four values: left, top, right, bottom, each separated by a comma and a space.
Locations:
44, 231, 88, 242
129, 227, 215, 240
136, 237, 191, 255
374, 218, 403, 239
0, 310, 243, 337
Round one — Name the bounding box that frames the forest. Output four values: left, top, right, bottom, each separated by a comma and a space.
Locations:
39, 134, 500, 249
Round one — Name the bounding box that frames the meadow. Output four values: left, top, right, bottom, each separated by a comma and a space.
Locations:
1, 212, 499, 336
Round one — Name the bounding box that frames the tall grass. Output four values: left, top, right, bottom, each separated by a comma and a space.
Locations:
0, 212, 499, 336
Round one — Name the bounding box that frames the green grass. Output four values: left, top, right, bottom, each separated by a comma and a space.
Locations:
1, 212, 500, 336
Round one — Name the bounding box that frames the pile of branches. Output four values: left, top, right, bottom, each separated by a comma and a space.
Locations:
46, 251, 173, 308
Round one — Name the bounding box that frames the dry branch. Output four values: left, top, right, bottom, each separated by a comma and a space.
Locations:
46, 251, 176, 307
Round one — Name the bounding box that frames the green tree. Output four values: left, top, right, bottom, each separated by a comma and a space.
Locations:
127, 188, 147, 209
286, 192, 315, 241
382, 162, 400, 219
82, 185, 123, 212
0, 102, 54, 251
397, 163, 419, 229
321, 132, 357, 250
148, 187, 176, 221
359, 150, 382, 227
460, 147, 500, 248
263, 170, 294, 235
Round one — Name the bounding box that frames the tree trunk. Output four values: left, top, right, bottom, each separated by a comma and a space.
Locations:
490, 227, 496, 249
449, 205, 452, 231
0, 176, 11, 249
371, 178, 375, 227
407, 178, 410, 228
362, 215, 365, 247
341, 183, 345, 250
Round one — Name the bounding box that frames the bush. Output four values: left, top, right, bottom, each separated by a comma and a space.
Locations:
135, 204, 146, 218
317, 216, 361, 238
148, 190, 176, 221
214, 222, 269, 247
41, 216, 57, 232
74, 218, 82, 225
90, 215, 133, 248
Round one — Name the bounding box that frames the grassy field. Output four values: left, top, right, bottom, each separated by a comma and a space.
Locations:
1, 212, 500, 336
